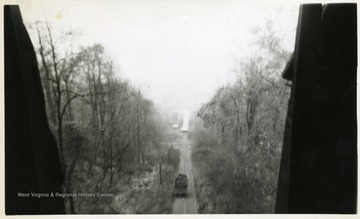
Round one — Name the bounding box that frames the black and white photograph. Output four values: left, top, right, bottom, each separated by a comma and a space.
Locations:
4, 0, 357, 215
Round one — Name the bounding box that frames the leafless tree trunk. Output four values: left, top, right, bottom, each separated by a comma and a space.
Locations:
36, 23, 57, 125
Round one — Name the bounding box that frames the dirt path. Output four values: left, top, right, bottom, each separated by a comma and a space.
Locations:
172, 134, 197, 214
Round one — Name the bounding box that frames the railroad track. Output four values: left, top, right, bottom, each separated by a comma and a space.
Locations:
172, 135, 197, 214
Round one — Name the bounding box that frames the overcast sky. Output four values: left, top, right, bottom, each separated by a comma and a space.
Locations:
19, 0, 300, 112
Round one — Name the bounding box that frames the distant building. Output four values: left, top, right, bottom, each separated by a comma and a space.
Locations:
180, 110, 190, 133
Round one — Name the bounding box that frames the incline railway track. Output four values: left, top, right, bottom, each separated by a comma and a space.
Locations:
172, 134, 197, 214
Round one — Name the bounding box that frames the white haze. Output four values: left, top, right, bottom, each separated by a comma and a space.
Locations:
19, 0, 300, 112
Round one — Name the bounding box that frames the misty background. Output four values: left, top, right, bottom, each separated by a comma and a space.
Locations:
20, 0, 298, 112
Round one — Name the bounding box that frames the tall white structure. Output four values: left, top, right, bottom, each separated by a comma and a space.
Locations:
181, 110, 190, 133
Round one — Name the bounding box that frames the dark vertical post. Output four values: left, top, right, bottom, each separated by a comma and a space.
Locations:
276, 3, 357, 213
5, 5, 65, 214
159, 162, 162, 185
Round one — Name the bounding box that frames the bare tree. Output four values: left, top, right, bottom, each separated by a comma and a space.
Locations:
193, 21, 292, 213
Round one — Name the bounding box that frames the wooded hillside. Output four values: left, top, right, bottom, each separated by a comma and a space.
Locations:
190, 22, 292, 213
30, 21, 180, 213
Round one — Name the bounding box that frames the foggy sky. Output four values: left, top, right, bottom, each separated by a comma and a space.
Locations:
19, 0, 300, 112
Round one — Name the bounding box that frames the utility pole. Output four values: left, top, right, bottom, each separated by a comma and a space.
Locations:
159, 162, 162, 185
